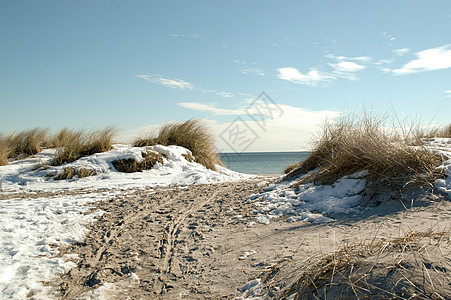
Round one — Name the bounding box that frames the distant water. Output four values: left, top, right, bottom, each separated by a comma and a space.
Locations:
219, 152, 311, 175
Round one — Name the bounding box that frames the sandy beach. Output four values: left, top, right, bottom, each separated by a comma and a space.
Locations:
10, 179, 442, 299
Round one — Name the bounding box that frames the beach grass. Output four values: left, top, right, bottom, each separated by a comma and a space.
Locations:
280, 228, 450, 299
52, 127, 116, 166
417, 124, 451, 139
6, 128, 49, 158
284, 112, 444, 184
0, 134, 12, 166
134, 119, 223, 170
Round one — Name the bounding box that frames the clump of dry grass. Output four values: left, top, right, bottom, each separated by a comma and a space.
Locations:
0, 134, 12, 166
418, 124, 451, 139
52, 128, 116, 166
112, 151, 164, 173
133, 119, 222, 170
279, 229, 450, 299
285, 112, 444, 184
7, 128, 49, 158
54, 167, 97, 180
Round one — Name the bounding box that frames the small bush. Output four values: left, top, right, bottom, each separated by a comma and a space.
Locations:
285, 112, 444, 184
112, 151, 163, 173
52, 128, 116, 166
54, 167, 97, 180
7, 128, 48, 157
133, 119, 223, 170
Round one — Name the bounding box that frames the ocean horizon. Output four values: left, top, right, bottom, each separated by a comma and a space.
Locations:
219, 151, 311, 175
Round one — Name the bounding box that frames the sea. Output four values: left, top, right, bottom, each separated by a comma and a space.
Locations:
219, 152, 311, 175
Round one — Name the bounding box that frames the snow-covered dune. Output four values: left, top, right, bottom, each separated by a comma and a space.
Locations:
0, 144, 252, 299
0, 144, 251, 193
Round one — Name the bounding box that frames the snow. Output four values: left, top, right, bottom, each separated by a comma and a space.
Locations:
0, 193, 108, 299
0, 144, 251, 193
248, 172, 368, 225
0, 144, 253, 299
0, 139, 450, 298
248, 139, 451, 225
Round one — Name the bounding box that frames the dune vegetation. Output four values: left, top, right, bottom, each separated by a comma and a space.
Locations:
134, 119, 223, 170
51, 127, 116, 166
0, 120, 222, 172
284, 113, 446, 185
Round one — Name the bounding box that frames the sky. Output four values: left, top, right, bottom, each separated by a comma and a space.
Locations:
0, 0, 450, 152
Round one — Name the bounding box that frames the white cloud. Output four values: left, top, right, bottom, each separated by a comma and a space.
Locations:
242, 68, 265, 76
137, 74, 194, 90
374, 58, 394, 65
329, 61, 366, 72
178, 102, 245, 115
216, 91, 234, 98
172, 33, 199, 38
393, 44, 451, 75
382, 32, 397, 41
277, 67, 335, 86
125, 104, 342, 151
444, 90, 451, 98
325, 54, 371, 63
379, 67, 392, 73
393, 48, 410, 56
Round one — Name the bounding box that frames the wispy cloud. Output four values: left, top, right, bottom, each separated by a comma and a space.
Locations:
277, 67, 335, 86
444, 90, 451, 98
382, 32, 397, 41
180, 103, 341, 151
242, 68, 265, 76
137, 74, 194, 90
393, 48, 410, 56
329, 61, 366, 72
374, 58, 394, 65
325, 54, 371, 63
393, 44, 451, 75
171, 33, 199, 38
178, 102, 245, 115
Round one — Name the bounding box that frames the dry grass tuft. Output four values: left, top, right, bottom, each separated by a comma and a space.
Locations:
280, 229, 450, 299
0, 134, 13, 166
54, 167, 97, 180
112, 151, 164, 173
418, 124, 451, 139
7, 128, 49, 158
133, 119, 222, 170
52, 128, 116, 166
285, 112, 444, 185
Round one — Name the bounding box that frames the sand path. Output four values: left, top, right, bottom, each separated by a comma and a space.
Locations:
45, 179, 450, 299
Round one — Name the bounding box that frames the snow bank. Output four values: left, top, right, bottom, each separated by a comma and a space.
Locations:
0, 192, 111, 299
249, 138, 451, 225
248, 172, 368, 225
0, 144, 252, 193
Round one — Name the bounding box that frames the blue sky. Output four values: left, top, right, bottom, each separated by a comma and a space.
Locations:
1, 0, 450, 151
